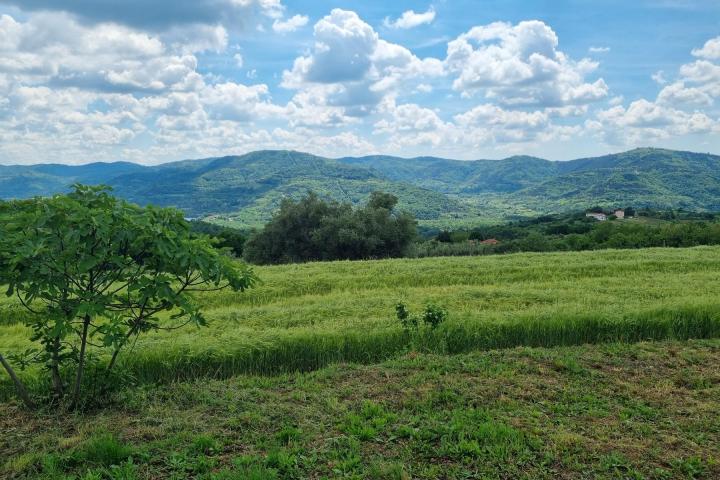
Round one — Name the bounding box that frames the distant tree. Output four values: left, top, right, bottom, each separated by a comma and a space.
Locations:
624, 206, 636, 217
244, 191, 416, 264
190, 220, 246, 257
436, 230, 453, 243
0, 185, 257, 409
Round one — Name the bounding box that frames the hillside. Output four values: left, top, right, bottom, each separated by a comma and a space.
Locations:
0, 162, 144, 199
2, 148, 720, 226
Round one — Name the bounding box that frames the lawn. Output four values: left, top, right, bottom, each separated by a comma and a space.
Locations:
2, 340, 719, 478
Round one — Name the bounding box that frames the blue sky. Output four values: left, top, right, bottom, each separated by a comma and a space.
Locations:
0, 0, 718, 164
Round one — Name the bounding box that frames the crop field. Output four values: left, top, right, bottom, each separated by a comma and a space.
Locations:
3, 246, 720, 478
3, 246, 720, 392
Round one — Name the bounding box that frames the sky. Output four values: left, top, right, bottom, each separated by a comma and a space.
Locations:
0, 0, 719, 165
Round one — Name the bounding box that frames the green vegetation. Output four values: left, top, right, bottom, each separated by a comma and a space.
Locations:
3, 246, 720, 395
414, 209, 720, 258
4, 148, 720, 228
0, 186, 256, 409
190, 220, 247, 257
2, 340, 719, 478
244, 191, 416, 264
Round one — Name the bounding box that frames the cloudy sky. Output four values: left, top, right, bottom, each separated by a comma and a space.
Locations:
1, 0, 719, 165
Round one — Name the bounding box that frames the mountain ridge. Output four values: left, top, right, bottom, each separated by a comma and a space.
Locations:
2, 148, 720, 227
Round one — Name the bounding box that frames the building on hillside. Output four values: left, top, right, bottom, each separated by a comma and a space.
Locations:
480, 238, 500, 245
614, 209, 625, 219
586, 212, 608, 221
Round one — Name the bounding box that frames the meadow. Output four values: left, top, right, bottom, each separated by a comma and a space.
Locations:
3, 340, 719, 478
3, 246, 720, 392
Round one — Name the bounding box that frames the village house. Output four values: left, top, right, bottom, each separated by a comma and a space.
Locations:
585, 212, 608, 221
585, 209, 626, 221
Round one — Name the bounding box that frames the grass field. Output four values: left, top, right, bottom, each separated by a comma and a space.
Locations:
3, 247, 720, 478
2, 340, 719, 478
3, 246, 720, 391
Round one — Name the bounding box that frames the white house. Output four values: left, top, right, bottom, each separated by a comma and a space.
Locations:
586, 212, 608, 221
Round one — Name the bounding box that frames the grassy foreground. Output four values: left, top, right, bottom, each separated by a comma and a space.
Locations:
3, 246, 720, 391
2, 340, 719, 479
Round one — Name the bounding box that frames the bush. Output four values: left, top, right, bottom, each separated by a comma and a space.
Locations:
396, 302, 448, 333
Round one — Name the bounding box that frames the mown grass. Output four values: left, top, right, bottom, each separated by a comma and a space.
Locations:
3, 246, 720, 390
2, 340, 719, 479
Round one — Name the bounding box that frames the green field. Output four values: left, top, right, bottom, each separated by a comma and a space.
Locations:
3, 246, 720, 478
3, 246, 720, 390
3, 340, 719, 478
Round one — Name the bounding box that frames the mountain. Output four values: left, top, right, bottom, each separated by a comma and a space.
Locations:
2, 148, 720, 227
338, 154, 559, 194
0, 151, 467, 225
0, 162, 144, 199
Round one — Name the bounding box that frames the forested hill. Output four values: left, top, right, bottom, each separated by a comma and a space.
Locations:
2, 148, 720, 226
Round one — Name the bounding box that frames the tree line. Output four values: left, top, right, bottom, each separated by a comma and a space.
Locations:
414, 210, 720, 257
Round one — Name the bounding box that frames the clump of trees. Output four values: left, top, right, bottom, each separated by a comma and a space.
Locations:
0, 185, 257, 410
243, 191, 417, 264
190, 220, 246, 257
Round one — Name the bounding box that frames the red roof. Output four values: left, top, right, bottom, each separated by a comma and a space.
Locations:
480, 238, 500, 245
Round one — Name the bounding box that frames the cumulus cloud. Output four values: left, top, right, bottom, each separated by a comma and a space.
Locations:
589, 34, 720, 146
383, 7, 436, 29
281, 9, 443, 123
692, 36, 720, 60
657, 81, 713, 106
272, 14, 309, 33
0, 4, 718, 164
445, 21, 608, 107
593, 99, 716, 144
0, 13, 206, 93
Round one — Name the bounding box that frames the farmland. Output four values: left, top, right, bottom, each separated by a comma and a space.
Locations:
3, 246, 720, 388
3, 246, 720, 478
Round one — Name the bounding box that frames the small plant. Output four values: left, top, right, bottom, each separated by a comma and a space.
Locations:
395, 302, 417, 332
395, 302, 447, 333
422, 303, 448, 330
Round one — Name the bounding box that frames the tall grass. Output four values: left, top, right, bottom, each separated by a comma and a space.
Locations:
2, 246, 720, 394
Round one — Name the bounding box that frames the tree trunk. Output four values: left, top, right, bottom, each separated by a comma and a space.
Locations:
50, 336, 64, 401
107, 347, 121, 373
0, 353, 36, 409
69, 315, 91, 410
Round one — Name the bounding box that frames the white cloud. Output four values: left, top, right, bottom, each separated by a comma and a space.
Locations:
383, 7, 436, 29
692, 36, 720, 60
234, 53, 244, 68
652, 70, 667, 84
415, 83, 433, 93
281, 9, 443, 123
272, 14, 309, 33
588, 34, 720, 146
374, 102, 447, 134
589, 46, 610, 53
657, 81, 713, 106
454, 104, 549, 130
445, 21, 608, 107
593, 99, 716, 145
